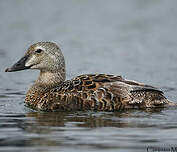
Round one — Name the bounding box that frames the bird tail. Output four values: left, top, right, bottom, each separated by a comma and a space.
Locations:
166, 99, 177, 107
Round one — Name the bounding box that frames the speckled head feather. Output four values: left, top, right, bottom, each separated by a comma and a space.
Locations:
5, 42, 66, 88
25, 42, 65, 73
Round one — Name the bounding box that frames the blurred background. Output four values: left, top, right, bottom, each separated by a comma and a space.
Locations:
0, 0, 177, 152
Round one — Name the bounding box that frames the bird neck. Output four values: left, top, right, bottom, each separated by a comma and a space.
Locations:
34, 70, 66, 89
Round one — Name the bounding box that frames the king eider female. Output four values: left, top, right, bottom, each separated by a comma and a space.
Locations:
5, 42, 175, 111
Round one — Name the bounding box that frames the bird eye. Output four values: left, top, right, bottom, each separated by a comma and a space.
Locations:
35, 49, 43, 53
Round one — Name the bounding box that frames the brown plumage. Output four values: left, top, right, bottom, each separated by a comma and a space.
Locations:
5, 42, 175, 112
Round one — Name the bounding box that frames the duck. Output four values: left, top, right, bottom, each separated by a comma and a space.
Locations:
5, 42, 175, 111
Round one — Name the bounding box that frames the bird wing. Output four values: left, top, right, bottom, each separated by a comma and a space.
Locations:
70, 74, 167, 110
